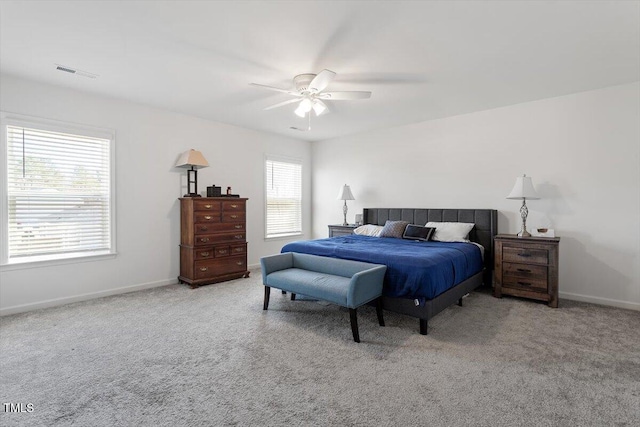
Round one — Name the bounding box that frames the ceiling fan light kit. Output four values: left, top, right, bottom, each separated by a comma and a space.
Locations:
250, 69, 372, 124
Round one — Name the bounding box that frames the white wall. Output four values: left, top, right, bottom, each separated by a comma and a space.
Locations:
0, 74, 311, 314
312, 82, 640, 310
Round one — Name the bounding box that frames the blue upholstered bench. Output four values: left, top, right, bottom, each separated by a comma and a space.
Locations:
260, 252, 387, 343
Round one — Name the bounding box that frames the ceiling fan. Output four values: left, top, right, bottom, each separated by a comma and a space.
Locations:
250, 69, 372, 119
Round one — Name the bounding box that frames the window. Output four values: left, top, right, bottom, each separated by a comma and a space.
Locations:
1, 114, 115, 266
265, 156, 302, 238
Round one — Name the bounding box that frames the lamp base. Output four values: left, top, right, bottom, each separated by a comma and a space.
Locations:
517, 230, 531, 237
183, 193, 202, 197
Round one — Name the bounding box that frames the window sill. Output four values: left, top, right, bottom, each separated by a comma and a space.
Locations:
0, 251, 117, 271
265, 232, 303, 241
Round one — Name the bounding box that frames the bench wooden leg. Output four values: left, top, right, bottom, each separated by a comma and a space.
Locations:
290, 293, 296, 301
376, 298, 385, 327
419, 318, 428, 335
281, 290, 286, 294
458, 297, 463, 307
349, 308, 360, 343
263, 286, 270, 310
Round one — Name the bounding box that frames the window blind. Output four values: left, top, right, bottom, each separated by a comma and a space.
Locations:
265, 158, 302, 238
6, 125, 112, 260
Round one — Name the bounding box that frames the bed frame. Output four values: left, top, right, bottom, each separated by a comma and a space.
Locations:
363, 208, 498, 335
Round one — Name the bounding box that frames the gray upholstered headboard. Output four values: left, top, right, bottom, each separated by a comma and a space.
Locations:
362, 208, 498, 273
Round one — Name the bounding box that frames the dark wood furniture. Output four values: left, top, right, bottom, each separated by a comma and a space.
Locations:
493, 234, 560, 307
178, 197, 249, 287
328, 224, 359, 237
362, 208, 498, 334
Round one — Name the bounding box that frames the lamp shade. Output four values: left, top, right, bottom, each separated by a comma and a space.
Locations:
337, 184, 355, 201
175, 149, 209, 169
507, 174, 540, 200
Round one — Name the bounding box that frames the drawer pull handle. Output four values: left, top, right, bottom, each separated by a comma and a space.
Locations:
218, 250, 228, 254
234, 225, 242, 229
200, 252, 210, 257
230, 215, 238, 219
234, 235, 243, 239
234, 248, 243, 252
204, 204, 212, 209
204, 215, 212, 220
231, 204, 238, 208
517, 281, 532, 287
199, 226, 208, 231
200, 267, 208, 272
518, 253, 531, 257
200, 238, 210, 243
236, 261, 244, 266
516, 268, 531, 273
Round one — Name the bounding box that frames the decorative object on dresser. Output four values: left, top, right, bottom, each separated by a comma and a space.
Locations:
328, 224, 359, 237
507, 174, 540, 237
337, 184, 355, 226
175, 149, 209, 197
178, 197, 249, 288
207, 185, 222, 197
494, 234, 560, 307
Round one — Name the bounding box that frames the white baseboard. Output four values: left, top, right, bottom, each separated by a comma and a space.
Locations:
248, 263, 260, 270
0, 278, 176, 316
560, 291, 639, 311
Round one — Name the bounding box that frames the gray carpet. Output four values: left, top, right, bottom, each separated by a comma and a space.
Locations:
1, 270, 639, 427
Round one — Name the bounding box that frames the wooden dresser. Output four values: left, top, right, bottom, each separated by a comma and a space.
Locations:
178, 197, 249, 287
493, 234, 560, 307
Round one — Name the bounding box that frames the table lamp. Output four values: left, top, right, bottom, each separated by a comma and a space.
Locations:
337, 184, 355, 226
507, 174, 540, 237
175, 149, 209, 197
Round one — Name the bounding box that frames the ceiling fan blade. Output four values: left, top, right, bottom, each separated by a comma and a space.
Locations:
308, 69, 336, 93
250, 83, 301, 96
264, 98, 301, 111
318, 91, 372, 100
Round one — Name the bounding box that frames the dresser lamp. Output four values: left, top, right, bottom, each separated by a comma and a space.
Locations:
337, 184, 355, 226
175, 149, 209, 197
507, 174, 540, 237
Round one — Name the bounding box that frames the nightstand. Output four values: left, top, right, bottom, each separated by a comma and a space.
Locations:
328, 224, 359, 237
494, 234, 560, 307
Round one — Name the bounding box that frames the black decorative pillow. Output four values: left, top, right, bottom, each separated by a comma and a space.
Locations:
379, 220, 409, 238
403, 224, 435, 242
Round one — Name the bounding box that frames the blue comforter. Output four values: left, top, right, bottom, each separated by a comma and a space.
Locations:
281, 235, 483, 300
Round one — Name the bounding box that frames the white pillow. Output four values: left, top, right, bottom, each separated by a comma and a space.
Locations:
353, 224, 384, 237
426, 222, 475, 242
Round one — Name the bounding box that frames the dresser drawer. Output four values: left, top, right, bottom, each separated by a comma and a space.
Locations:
194, 232, 246, 246
194, 256, 247, 279
194, 222, 245, 234
222, 201, 246, 212
222, 212, 246, 222
195, 248, 213, 259
503, 246, 548, 265
214, 246, 230, 257
230, 243, 247, 256
193, 200, 222, 212
194, 212, 221, 223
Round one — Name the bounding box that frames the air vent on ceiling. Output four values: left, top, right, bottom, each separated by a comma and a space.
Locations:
55, 64, 98, 79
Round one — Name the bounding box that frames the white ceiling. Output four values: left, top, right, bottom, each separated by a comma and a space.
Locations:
1, 1, 638, 142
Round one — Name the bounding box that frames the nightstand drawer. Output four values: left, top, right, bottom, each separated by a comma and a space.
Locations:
502, 263, 548, 292
503, 246, 548, 265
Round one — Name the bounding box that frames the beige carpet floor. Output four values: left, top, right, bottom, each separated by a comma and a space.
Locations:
1, 270, 639, 426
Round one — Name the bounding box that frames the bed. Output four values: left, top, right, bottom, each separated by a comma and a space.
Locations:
282, 208, 497, 335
